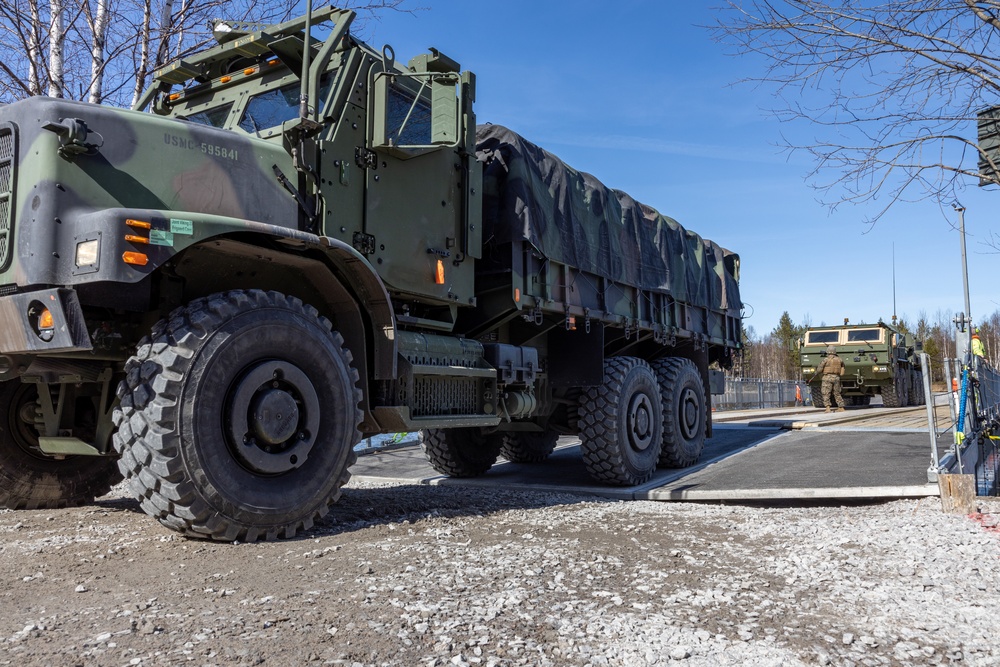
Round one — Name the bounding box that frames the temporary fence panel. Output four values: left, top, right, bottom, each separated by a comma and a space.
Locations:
716, 378, 808, 411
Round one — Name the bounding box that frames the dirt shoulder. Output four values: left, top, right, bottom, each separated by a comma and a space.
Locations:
0, 481, 997, 666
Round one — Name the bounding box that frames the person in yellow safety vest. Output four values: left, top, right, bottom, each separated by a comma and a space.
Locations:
972, 331, 985, 358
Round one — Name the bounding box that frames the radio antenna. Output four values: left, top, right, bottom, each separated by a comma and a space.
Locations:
892, 242, 897, 323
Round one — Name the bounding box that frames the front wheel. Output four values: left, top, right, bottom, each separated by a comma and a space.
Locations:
882, 374, 906, 408
0, 381, 122, 509
113, 290, 362, 541
810, 384, 824, 408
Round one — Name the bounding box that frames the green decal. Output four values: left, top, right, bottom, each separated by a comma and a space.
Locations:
170, 219, 194, 235
150, 230, 174, 246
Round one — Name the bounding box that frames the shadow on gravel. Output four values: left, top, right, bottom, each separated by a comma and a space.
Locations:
93, 496, 143, 514
311, 483, 612, 539
91, 484, 608, 543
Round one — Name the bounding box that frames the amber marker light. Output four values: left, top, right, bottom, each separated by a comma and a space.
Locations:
126, 219, 151, 229
514, 288, 521, 302
169, 93, 181, 101
122, 252, 149, 266
124, 234, 149, 244
435, 259, 445, 285
220, 76, 232, 83
243, 67, 257, 76
38, 308, 54, 330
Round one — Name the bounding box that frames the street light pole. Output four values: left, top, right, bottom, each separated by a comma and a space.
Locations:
954, 203, 972, 360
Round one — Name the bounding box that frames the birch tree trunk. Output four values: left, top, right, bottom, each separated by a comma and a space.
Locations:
131, 0, 153, 107
48, 0, 65, 97
27, 0, 43, 95
88, 0, 111, 103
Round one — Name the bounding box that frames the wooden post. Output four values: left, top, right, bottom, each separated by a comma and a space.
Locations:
938, 474, 977, 514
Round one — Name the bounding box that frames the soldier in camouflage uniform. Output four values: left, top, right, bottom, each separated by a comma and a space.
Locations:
815, 345, 846, 412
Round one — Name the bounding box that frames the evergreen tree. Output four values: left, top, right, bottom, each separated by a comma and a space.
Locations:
771, 311, 803, 380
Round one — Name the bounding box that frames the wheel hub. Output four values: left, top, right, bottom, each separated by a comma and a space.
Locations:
250, 389, 300, 445
627, 392, 654, 452
679, 387, 700, 440
227, 361, 320, 475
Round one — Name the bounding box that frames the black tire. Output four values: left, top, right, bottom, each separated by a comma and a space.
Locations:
579, 357, 663, 486
909, 371, 924, 406
651, 358, 705, 468
420, 428, 501, 476
882, 375, 904, 408
810, 385, 824, 408
113, 290, 361, 542
859, 395, 872, 406
0, 380, 122, 509
499, 431, 559, 463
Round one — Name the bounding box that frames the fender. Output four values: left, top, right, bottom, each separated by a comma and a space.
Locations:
74, 207, 397, 380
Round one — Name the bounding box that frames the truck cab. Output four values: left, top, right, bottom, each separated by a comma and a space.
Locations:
800, 321, 923, 408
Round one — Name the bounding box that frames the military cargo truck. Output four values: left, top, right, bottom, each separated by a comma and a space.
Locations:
799, 320, 923, 408
0, 7, 741, 540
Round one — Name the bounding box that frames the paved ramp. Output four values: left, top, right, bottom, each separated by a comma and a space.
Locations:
645, 429, 938, 501
350, 422, 940, 502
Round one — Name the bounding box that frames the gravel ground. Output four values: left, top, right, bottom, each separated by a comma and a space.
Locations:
0, 475, 998, 667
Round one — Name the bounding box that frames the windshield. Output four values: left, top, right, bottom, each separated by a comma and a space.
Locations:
239, 76, 334, 133
181, 103, 233, 128
805, 330, 839, 345
847, 329, 882, 343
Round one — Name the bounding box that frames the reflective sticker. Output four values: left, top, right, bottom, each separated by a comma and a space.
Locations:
170, 219, 194, 235
150, 230, 174, 246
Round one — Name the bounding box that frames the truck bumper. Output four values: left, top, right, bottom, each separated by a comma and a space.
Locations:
0, 288, 92, 354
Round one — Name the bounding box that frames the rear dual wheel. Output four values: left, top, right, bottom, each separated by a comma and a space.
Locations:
113, 290, 362, 541
652, 358, 706, 468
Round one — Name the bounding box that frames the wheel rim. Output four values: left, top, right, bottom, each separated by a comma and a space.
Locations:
627, 391, 655, 452
678, 386, 701, 440
7, 384, 51, 461
227, 360, 320, 475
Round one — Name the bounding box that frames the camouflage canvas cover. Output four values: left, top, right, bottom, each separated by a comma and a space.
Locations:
476, 124, 740, 315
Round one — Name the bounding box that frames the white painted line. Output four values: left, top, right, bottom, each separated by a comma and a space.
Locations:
641, 485, 940, 501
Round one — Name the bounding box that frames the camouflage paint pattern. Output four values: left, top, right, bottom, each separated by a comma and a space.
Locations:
0, 96, 296, 289
475, 124, 741, 350
476, 125, 740, 314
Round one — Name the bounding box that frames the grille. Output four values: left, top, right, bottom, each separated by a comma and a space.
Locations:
412, 377, 479, 417
0, 123, 15, 272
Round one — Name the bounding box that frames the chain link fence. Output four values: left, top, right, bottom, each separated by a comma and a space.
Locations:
972, 358, 1000, 496
715, 378, 809, 411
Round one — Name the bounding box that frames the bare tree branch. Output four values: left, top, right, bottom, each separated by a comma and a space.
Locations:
715, 1, 1000, 222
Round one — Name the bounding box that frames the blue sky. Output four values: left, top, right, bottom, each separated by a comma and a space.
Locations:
357, 1, 998, 336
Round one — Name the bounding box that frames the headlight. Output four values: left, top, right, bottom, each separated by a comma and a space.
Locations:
802, 368, 815, 374
75, 239, 100, 267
